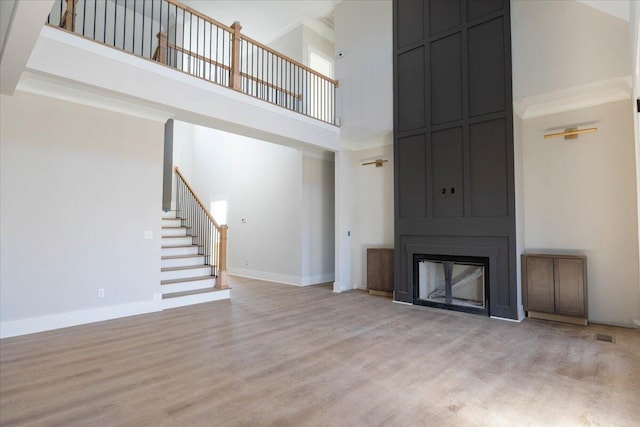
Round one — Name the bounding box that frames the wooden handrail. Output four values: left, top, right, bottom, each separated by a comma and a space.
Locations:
163, 38, 302, 99
48, 0, 338, 124
240, 33, 339, 87
164, 0, 233, 33
174, 166, 222, 230
174, 166, 228, 289
164, 0, 337, 86
240, 72, 302, 99
167, 42, 231, 70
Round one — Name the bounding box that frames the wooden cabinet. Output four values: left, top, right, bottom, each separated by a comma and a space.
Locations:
367, 248, 394, 297
522, 254, 588, 325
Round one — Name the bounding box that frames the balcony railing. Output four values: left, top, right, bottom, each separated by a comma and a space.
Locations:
47, 0, 338, 125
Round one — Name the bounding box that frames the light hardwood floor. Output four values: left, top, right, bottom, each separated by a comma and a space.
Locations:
1, 276, 639, 426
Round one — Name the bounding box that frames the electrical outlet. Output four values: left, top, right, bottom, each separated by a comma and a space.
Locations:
98, 288, 105, 298
144, 231, 153, 239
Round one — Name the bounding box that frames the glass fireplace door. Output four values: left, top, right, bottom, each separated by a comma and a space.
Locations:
415, 255, 488, 315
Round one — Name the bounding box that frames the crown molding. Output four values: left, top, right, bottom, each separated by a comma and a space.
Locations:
514, 77, 632, 120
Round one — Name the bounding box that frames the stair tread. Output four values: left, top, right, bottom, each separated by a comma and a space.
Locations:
161, 226, 186, 229
161, 265, 210, 272
162, 287, 225, 299
161, 244, 197, 248
161, 235, 192, 239
161, 255, 204, 260
161, 275, 215, 285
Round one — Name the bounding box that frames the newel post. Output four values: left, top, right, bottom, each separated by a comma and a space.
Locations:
216, 225, 229, 289
62, 0, 78, 31
230, 21, 243, 91
156, 32, 168, 64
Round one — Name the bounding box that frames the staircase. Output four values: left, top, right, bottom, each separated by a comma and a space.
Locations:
160, 211, 229, 309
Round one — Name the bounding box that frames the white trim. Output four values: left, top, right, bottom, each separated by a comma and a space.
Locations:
0, 294, 162, 339
229, 267, 302, 286
300, 273, 335, 286
490, 315, 524, 323
229, 269, 334, 287
17, 74, 172, 123
518, 305, 526, 321
302, 148, 335, 162
162, 289, 230, 309
342, 132, 393, 151
303, 17, 335, 44
514, 77, 632, 119
393, 300, 413, 306
577, 0, 630, 22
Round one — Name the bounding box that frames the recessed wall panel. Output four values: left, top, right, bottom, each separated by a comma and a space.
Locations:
429, 0, 461, 35
430, 33, 462, 125
397, 0, 424, 48
398, 134, 427, 218
398, 47, 426, 131
431, 127, 463, 217
469, 118, 508, 217
468, 17, 505, 117
467, 0, 503, 21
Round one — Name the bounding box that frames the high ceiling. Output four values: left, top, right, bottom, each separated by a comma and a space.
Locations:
181, 0, 340, 42
577, 0, 630, 21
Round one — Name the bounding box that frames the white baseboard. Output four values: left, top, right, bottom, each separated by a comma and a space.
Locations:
229, 268, 302, 286
229, 268, 334, 287
0, 294, 162, 339
300, 273, 335, 286
162, 289, 230, 309
490, 315, 524, 323
489, 306, 526, 323
518, 305, 526, 321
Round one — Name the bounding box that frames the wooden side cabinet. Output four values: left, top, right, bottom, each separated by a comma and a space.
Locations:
522, 253, 588, 326
367, 248, 394, 297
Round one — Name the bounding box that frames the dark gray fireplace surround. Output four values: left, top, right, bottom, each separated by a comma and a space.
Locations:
393, 0, 518, 319
401, 236, 515, 318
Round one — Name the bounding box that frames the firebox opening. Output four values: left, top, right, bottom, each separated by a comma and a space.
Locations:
413, 254, 489, 316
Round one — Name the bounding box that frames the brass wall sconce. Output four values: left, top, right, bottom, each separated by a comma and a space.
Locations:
362, 159, 388, 167
544, 127, 597, 140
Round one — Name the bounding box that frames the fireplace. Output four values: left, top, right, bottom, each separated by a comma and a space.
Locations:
414, 254, 489, 315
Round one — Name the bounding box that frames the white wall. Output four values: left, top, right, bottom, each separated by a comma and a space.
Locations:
334, 0, 392, 145
303, 25, 334, 71
0, 91, 164, 337
631, 0, 640, 325
333, 148, 355, 292
513, 113, 526, 319
350, 144, 394, 289
173, 121, 334, 286
269, 25, 304, 63
0, 0, 54, 95
302, 152, 335, 284
512, 0, 631, 100
522, 100, 639, 327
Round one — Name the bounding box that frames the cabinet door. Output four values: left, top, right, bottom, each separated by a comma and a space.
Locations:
367, 250, 382, 291
554, 258, 586, 317
525, 257, 555, 313
380, 249, 395, 292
